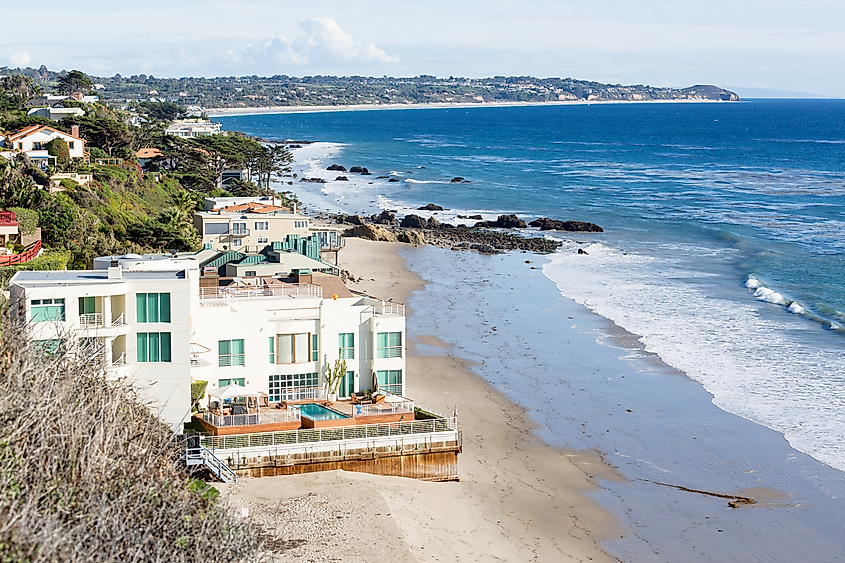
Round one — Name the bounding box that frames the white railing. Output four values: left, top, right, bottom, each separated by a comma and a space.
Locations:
79, 312, 103, 327
203, 409, 301, 428
376, 346, 403, 359
274, 386, 326, 401
201, 417, 458, 453
111, 313, 125, 327
217, 355, 245, 367
191, 355, 212, 367
373, 304, 405, 317
199, 284, 322, 302
108, 352, 126, 367
352, 400, 415, 418
378, 384, 403, 396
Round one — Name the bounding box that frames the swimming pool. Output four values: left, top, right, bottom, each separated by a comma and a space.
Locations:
295, 403, 349, 421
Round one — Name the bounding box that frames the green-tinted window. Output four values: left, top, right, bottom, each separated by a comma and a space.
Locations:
30, 298, 65, 322
338, 333, 354, 360
311, 334, 319, 361
34, 339, 65, 355
376, 370, 403, 395
219, 339, 245, 367
269, 336, 275, 364
137, 332, 171, 362
218, 378, 245, 387
340, 371, 354, 398
79, 296, 96, 315
136, 293, 171, 323
376, 332, 403, 359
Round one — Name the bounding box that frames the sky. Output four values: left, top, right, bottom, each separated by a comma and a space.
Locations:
2, 0, 844, 96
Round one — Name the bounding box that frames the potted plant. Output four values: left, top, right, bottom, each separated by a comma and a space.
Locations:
325, 352, 347, 402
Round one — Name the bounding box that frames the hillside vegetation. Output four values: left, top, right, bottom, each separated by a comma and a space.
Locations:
0, 316, 261, 562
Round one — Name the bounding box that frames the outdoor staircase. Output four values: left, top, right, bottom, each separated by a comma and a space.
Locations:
183, 442, 238, 483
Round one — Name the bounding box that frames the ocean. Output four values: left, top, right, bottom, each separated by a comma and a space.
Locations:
216, 101, 845, 559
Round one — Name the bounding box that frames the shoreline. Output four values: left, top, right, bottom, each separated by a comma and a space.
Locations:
220, 238, 621, 562
205, 98, 729, 118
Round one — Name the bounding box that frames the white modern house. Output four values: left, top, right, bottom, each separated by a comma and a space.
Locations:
8, 253, 406, 433
165, 119, 222, 138
27, 106, 85, 121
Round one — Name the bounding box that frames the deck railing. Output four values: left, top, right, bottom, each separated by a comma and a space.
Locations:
199, 284, 322, 302
79, 312, 103, 327
111, 313, 125, 327
200, 416, 457, 452
352, 399, 415, 418
0, 240, 41, 267
273, 386, 326, 401
203, 409, 301, 428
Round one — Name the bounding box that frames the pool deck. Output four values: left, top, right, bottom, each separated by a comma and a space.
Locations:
194, 399, 415, 436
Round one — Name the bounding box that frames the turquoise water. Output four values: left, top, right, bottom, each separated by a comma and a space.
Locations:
217, 100, 845, 471
295, 403, 348, 421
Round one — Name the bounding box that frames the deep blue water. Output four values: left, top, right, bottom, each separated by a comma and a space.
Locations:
217, 100, 845, 471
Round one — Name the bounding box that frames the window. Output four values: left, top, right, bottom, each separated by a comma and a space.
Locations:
232, 222, 247, 235
219, 339, 245, 367
33, 142, 43, 150
340, 371, 354, 398
377, 332, 403, 359
16, 142, 23, 150
254, 221, 269, 231
245, 270, 257, 277
136, 293, 171, 323
269, 336, 275, 364
68, 141, 75, 149
312, 334, 319, 361
294, 220, 308, 229
31, 298, 65, 322
276, 333, 311, 364
205, 223, 229, 235
218, 378, 244, 387
231, 238, 243, 247
338, 333, 354, 359
257, 237, 269, 244
34, 339, 65, 355
376, 370, 403, 395
137, 332, 172, 363
268, 372, 319, 401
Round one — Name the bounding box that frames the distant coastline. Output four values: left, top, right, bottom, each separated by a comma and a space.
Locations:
205, 98, 732, 118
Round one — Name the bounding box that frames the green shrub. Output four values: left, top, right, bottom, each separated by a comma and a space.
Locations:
6, 207, 38, 236
0, 250, 72, 288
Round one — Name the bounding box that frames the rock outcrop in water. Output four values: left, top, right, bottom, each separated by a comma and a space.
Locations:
474, 214, 528, 228
529, 217, 604, 232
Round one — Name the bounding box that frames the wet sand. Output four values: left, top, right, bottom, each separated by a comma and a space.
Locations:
221, 238, 620, 562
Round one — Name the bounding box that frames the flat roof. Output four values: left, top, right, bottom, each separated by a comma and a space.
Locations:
11, 269, 186, 287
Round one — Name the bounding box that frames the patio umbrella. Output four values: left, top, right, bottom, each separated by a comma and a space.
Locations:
372, 371, 379, 393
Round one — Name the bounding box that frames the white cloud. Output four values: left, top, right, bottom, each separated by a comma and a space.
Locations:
7, 49, 31, 67
251, 18, 398, 67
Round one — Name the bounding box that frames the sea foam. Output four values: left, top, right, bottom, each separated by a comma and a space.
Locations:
544, 241, 845, 472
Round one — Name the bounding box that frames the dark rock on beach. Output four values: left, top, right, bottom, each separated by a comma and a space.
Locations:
370, 210, 398, 225
450, 177, 465, 183
327, 164, 347, 172
335, 176, 349, 181
528, 217, 604, 232
300, 177, 327, 183
388, 178, 400, 183
376, 176, 389, 179
474, 214, 527, 229
349, 166, 364, 173
418, 203, 444, 211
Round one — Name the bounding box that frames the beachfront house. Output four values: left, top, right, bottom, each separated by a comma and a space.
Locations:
0, 125, 87, 168
194, 197, 344, 261
26, 106, 85, 121
8, 253, 406, 433
165, 119, 223, 138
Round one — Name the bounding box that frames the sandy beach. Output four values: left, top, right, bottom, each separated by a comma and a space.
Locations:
219, 238, 621, 562
204, 98, 720, 118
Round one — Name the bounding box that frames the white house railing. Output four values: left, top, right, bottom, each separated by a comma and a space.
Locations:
203, 409, 301, 428
108, 352, 126, 368
352, 399, 414, 418
373, 304, 405, 317
200, 416, 457, 453
199, 284, 322, 303
111, 313, 125, 327
273, 386, 326, 402
79, 312, 103, 327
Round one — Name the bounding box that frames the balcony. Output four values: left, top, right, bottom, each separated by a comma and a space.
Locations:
79, 312, 103, 328
198, 284, 322, 303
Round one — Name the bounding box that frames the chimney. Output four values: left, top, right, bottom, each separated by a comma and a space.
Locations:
71, 125, 80, 138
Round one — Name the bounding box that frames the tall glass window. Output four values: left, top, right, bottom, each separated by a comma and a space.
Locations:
30, 298, 65, 322
218, 339, 245, 367
276, 333, 311, 364
338, 333, 354, 359
376, 332, 403, 358
136, 293, 171, 323
137, 332, 172, 363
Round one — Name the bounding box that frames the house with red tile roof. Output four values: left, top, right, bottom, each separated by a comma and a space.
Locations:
0, 125, 87, 168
